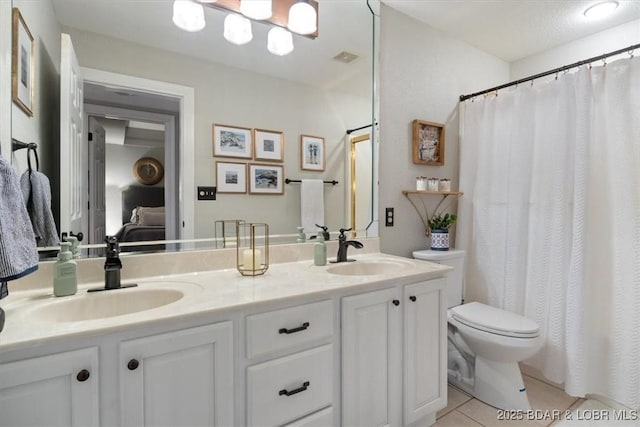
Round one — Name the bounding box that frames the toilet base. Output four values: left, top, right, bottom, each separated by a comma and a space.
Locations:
473, 357, 531, 410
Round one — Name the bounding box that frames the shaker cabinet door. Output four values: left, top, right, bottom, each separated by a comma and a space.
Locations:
119, 322, 234, 427
0, 347, 99, 427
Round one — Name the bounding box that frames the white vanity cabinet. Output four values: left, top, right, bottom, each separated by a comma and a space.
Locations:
342, 278, 447, 426
0, 347, 99, 427
119, 321, 234, 427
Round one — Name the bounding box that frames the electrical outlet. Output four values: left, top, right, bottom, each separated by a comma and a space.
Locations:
385, 207, 394, 226
197, 186, 216, 201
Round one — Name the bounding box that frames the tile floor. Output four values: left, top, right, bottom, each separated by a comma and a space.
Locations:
434, 375, 586, 427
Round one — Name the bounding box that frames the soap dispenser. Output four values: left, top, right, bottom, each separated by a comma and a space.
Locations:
314, 232, 327, 266
54, 242, 77, 297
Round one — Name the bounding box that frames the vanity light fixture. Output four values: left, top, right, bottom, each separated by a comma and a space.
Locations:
287, 0, 317, 35
172, 0, 206, 32
240, 0, 273, 21
267, 27, 294, 56
224, 13, 253, 45
583, 1, 619, 19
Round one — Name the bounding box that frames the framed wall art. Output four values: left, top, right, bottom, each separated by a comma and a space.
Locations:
254, 128, 284, 162
249, 163, 284, 195
300, 134, 325, 171
216, 162, 247, 193
412, 120, 445, 166
213, 123, 252, 159
12, 8, 34, 117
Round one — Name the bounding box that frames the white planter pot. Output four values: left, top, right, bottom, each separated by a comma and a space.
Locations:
430, 230, 449, 251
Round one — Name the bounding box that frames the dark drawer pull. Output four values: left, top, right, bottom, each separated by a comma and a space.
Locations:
279, 381, 310, 397
409, 296, 417, 302
76, 369, 90, 382
279, 322, 310, 335
128, 359, 140, 371
392, 299, 400, 306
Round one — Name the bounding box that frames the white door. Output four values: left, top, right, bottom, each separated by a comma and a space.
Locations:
119, 322, 234, 427
0, 347, 99, 426
404, 279, 447, 423
342, 288, 402, 427
59, 33, 85, 241
88, 117, 106, 244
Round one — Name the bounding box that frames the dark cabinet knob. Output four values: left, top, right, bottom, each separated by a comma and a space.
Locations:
392, 299, 400, 306
409, 296, 417, 302
128, 359, 140, 371
76, 369, 90, 382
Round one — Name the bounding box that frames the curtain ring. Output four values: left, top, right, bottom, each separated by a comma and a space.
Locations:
555, 71, 559, 80
628, 49, 634, 58
530, 79, 534, 87
602, 57, 607, 66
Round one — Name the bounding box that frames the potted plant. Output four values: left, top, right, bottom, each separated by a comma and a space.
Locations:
427, 212, 457, 251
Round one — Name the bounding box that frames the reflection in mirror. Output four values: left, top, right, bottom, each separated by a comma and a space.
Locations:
8, 0, 379, 258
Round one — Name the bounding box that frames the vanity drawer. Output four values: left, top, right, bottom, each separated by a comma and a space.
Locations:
246, 300, 333, 358
247, 345, 333, 427
282, 407, 333, 427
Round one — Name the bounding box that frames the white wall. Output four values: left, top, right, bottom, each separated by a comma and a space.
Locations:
61, 27, 370, 237
378, 4, 509, 257
0, 0, 11, 157
511, 19, 640, 79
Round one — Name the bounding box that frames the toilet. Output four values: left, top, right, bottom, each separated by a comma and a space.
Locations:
413, 249, 542, 410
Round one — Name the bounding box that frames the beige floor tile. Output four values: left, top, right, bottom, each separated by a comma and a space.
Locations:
437, 385, 473, 419
434, 410, 483, 427
524, 375, 579, 413
458, 398, 542, 427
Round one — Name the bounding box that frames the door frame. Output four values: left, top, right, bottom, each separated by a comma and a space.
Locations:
80, 67, 195, 240
84, 104, 176, 241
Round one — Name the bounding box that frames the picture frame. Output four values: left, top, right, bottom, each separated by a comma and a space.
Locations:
249, 163, 284, 195
216, 161, 247, 194
213, 123, 253, 159
412, 120, 445, 166
11, 8, 34, 117
254, 128, 284, 162
300, 134, 325, 171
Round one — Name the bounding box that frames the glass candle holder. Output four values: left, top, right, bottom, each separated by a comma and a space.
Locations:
215, 219, 244, 248
439, 179, 451, 192
236, 222, 269, 276
427, 177, 439, 191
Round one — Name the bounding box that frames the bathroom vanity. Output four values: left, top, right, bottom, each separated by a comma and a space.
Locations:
0, 250, 450, 426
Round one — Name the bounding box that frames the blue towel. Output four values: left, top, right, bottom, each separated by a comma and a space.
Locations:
21, 169, 59, 247
0, 155, 38, 284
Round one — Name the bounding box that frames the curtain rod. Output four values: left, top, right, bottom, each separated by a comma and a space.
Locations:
460, 43, 640, 102
346, 122, 377, 135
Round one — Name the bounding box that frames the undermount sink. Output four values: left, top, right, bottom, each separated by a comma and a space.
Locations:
326, 259, 412, 276
21, 282, 200, 323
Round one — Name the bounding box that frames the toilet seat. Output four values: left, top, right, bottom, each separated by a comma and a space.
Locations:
450, 302, 539, 338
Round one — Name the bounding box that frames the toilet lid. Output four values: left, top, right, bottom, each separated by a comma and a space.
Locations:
450, 302, 540, 338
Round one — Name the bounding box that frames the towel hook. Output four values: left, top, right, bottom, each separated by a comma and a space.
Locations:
26, 145, 39, 172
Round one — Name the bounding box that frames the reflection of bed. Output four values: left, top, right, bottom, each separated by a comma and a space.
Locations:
115, 186, 165, 249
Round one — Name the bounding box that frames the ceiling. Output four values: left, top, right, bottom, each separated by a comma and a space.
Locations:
382, 0, 640, 62
51, 0, 640, 89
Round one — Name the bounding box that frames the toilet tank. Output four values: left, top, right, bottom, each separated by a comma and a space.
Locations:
412, 249, 465, 308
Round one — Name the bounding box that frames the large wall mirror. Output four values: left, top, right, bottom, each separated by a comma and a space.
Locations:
6, 0, 379, 257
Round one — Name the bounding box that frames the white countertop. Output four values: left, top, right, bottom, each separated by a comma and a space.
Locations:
0, 253, 450, 353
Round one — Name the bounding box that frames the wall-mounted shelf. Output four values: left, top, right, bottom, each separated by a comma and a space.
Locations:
401, 190, 464, 232
401, 190, 463, 196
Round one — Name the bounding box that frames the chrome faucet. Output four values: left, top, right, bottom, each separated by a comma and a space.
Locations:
335, 228, 363, 263
88, 236, 137, 292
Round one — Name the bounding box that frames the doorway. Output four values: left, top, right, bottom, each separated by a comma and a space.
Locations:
350, 133, 373, 237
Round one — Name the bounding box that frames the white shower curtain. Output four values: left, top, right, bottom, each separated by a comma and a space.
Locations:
458, 58, 640, 409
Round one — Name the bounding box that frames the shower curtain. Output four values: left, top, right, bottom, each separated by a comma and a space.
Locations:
457, 58, 640, 409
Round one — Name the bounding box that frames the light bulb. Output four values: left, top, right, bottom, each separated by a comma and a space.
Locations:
267, 27, 294, 56
224, 14, 253, 45
287, 1, 317, 35
583, 1, 619, 19
240, 0, 272, 20
172, 0, 206, 32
